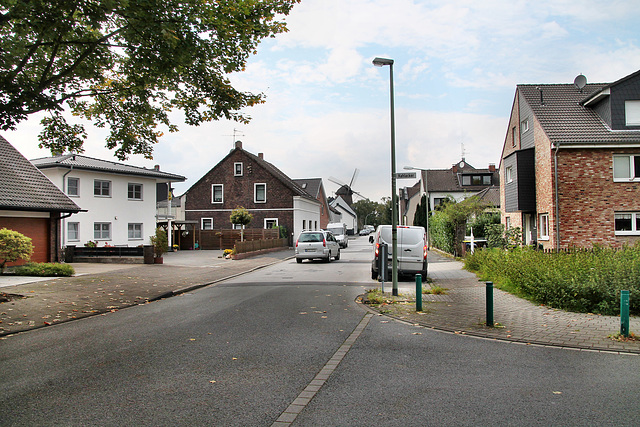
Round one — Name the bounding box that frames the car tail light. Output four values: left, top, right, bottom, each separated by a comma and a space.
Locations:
423, 245, 428, 260
375, 243, 380, 257
295, 239, 299, 247
323, 238, 327, 247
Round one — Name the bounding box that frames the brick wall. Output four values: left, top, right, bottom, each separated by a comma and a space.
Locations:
185, 147, 296, 237
557, 149, 640, 248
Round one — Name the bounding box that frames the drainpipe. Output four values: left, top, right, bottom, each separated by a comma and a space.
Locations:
61, 166, 74, 250
553, 143, 560, 251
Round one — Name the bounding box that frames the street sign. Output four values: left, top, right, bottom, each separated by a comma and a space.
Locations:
395, 172, 416, 179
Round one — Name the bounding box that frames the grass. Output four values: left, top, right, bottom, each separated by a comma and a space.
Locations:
423, 285, 448, 295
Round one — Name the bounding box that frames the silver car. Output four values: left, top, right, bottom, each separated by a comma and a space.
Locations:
295, 230, 340, 263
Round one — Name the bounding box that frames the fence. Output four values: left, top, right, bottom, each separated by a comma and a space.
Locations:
199, 229, 280, 250
65, 245, 153, 264
234, 237, 287, 254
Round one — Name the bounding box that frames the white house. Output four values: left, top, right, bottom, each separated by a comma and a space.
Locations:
32, 154, 185, 248
329, 196, 358, 235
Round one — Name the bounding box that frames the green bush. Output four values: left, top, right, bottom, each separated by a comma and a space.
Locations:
464, 246, 640, 315
13, 262, 75, 277
429, 211, 455, 254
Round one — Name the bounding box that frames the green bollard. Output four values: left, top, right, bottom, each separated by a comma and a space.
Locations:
620, 290, 630, 338
416, 274, 422, 312
486, 282, 494, 327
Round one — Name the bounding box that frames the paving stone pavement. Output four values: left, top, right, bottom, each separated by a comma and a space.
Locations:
389, 252, 640, 354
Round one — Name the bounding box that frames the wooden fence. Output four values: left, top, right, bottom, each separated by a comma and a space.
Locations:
234, 238, 288, 254
199, 229, 280, 250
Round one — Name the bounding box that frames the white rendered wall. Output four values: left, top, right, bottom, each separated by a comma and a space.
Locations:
41, 169, 159, 247
293, 196, 321, 239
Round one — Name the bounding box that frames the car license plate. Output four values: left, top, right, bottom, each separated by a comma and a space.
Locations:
305, 249, 315, 252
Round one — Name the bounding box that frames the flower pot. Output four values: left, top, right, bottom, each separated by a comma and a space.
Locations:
154, 257, 164, 264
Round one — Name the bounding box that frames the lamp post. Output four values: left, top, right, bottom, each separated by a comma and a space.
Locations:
373, 57, 398, 296
404, 166, 429, 248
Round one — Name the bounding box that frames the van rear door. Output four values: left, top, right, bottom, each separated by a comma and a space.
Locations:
397, 227, 425, 273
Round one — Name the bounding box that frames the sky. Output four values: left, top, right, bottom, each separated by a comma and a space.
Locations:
6, 0, 640, 202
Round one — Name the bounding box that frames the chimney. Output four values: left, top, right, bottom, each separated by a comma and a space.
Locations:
235, 140, 243, 149
452, 164, 458, 173
258, 153, 264, 160
489, 164, 496, 172
154, 165, 160, 171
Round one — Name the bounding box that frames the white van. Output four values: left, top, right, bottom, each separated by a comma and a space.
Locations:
370, 225, 427, 280
326, 222, 348, 248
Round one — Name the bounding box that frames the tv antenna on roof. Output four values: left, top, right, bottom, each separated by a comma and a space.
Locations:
224, 128, 245, 146
574, 74, 587, 92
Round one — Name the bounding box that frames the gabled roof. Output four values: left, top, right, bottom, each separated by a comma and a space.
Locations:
293, 178, 323, 199
0, 135, 81, 212
422, 160, 499, 193
330, 196, 356, 218
187, 143, 318, 204
31, 154, 186, 182
518, 82, 640, 145
475, 186, 500, 208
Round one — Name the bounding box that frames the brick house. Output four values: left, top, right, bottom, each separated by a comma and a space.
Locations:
0, 135, 81, 264
500, 69, 640, 249
184, 141, 321, 246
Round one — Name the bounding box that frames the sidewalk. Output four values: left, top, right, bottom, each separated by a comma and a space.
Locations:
0, 249, 294, 337
382, 251, 640, 355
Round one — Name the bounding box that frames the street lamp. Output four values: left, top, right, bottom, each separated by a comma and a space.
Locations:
372, 57, 399, 296
404, 166, 429, 248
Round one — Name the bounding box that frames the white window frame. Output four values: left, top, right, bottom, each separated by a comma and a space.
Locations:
201, 218, 214, 230
211, 184, 223, 204
94, 222, 111, 240
505, 217, 511, 230
234, 162, 243, 176
505, 166, 513, 183
614, 212, 640, 235
613, 155, 640, 182
538, 213, 549, 240
68, 222, 80, 241
67, 177, 79, 197
520, 119, 529, 133
128, 223, 143, 240
511, 127, 517, 147
254, 183, 266, 203
128, 183, 143, 200
94, 179, 111, 197
264, 218, 278, 229
232, 224, 244, 230
625, 100, 640, 126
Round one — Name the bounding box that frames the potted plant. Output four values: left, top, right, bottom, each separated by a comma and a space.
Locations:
150, 227, 168, 264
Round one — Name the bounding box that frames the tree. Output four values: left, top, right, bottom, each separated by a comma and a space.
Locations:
439, 196, 489, 256
413, 194, 431, 229
0, 0, 300, 160
150, 227, 168, 258
0, 228, 34, 274
230, 206, 252, 241
352, 198, 378, 229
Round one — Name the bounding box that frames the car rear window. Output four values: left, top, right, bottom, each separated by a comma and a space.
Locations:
299, 233, 323, 242
379, 227, 423, 245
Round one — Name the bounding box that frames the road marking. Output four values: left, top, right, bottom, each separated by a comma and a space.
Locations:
271, 312, 374, 426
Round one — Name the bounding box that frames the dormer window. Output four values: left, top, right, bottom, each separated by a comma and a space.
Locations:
234, 162, 243, 176
625, 101, 640, 126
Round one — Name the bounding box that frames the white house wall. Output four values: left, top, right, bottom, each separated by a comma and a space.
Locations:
41, 169, 158, 247
293, 196, 321, 239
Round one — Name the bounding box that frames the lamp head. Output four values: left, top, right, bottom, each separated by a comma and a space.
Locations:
372, 57, 394, 67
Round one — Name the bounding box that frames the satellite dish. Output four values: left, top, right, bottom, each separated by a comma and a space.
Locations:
574, 74, 587, 91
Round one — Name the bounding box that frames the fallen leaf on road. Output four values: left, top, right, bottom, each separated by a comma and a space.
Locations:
412, 332, 422, 335
553, 391, 562, 395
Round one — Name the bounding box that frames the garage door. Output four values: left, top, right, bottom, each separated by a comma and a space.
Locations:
0, 217, 51, 264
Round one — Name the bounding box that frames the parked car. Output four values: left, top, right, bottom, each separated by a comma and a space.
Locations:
370, 225, 427, 280
326, 222, 348, 248
359, 228, 370, 236
295, 230, 341, 263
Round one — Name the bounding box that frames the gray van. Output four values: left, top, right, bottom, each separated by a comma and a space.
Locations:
370, 225, 427, 280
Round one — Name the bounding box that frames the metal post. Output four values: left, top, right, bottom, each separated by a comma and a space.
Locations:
486, 282, 494, 327
416, 274, 423, 312
388, 62, 399, 297
620, 290, 630, 337
379, 243, 388, 294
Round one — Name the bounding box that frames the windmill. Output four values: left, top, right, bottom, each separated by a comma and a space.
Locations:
329, 168, 365, 206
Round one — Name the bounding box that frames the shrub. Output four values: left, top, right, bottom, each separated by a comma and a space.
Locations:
0, 228, 33, 274
13, 262, 75, 277
464, 246, 640, 315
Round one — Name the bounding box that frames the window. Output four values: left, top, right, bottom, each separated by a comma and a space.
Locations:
302, 220, 306, 230
212, 184, 223, 203
128, 183, 143, 200
94, 180, 111, 197
613, 155, 640, 181
615, 212, 640, 235
505, 217, 511, 230
254, 183, 266, 203
265, 218, 278, 229
94, 222, 111, 240
505, 166, 513, 183
67, 177, 79, 196
538, 214, 549, 240
625, 101, 640, 126
68, 222, 79, 241
201, 218, 213, 230
483, 175, 492, 185
128, 223, 143, 239
521, 119, 529, 133
511, 127, 517, 147
232, 224, 244, 230
234, 162, 243, 176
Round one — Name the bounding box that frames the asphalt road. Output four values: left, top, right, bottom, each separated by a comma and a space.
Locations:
1, 237, 639, 426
